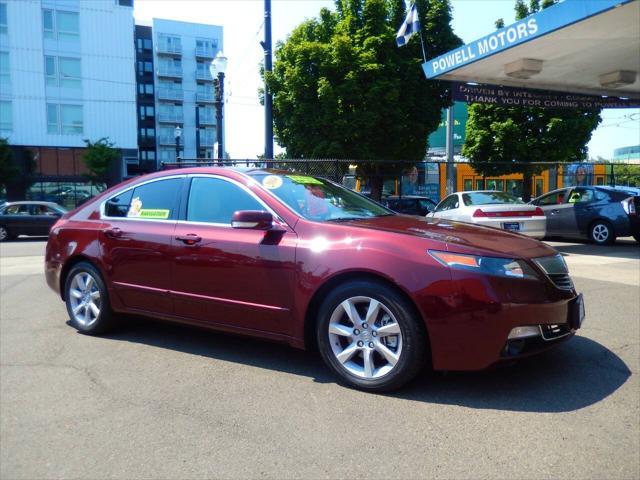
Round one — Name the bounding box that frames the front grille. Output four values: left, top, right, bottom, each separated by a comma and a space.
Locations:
540, 323, 572, 341
549, 273, 573, 290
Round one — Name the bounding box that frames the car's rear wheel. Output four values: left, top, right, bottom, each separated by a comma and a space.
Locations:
0, 225, 14, 242
64, 262, 115, 335
590, 220, 615, 246
316, 280, 426, 392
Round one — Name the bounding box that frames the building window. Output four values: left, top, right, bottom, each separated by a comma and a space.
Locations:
118, 0, 134, 8
139, 127, 155, 139
0, 100, 11, 131
44, 56, 81, 89
0, 3, 8, 34
137, 61, 152, 74
138, 105, 154, 119
138, 83, 153, 95
136, 38, 152, 52
0, 52, 9, 89
47, 104, 83, 134
140, 149, 156, 161
43, 10, 79, 42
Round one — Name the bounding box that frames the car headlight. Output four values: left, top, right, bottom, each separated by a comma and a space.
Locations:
429, 250, 539, 280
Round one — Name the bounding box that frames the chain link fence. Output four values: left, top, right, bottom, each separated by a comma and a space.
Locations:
162, 159, 640, 202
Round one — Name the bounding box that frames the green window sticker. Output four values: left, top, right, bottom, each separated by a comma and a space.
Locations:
286, 175, 323, 185
138, 209, 170, 219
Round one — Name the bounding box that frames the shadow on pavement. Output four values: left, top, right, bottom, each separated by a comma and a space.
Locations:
550, 240, 639, 260
96, 317, 631, 413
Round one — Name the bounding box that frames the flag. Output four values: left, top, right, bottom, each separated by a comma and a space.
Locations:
396, 3, 420, 47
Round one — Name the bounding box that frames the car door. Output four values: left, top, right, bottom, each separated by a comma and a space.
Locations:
98, 176, 184, 315
534, 189, 571, 236
30, 205, 63, 236
171, 175, 297, 335
2, 204, 32, 236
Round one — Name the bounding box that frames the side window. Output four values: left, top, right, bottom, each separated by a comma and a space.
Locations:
105, 189, 134, 217
568, 188, 594, 204
6, 205, 30, 215
187, 177, 264, 224
104, 178, 182, 220
435, 195, 457, 212
595, 190, 611, 202
538, 191, 567, 206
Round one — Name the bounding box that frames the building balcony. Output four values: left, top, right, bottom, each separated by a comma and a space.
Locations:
195, 70, 213, 82
196, 92, 215, 103
156, 43, 182, 56
195, 46, 216, 59
157, 66, 182, 78
157, 112, 184, 124
199, 115, 215, 126
158, 88, 183, 102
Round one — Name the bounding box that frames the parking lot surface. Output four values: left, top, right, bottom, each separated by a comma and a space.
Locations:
1, 238, 638, 479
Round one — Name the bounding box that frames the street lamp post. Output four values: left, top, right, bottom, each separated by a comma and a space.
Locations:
209, 51, 228, 163
174, 125, 182, 164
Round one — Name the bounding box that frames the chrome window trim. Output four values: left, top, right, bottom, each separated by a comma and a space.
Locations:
99, 174, 186, 222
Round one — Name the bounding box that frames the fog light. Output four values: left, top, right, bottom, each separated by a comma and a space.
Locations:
508, 326, 540, 340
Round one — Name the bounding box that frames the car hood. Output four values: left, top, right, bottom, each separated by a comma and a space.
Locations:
339, 215, 555, 259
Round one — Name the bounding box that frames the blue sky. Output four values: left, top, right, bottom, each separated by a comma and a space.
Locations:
134, 0, 639, 159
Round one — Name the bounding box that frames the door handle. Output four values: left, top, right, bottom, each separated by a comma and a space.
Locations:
550, 209, 560, 215
104, 227, 123, 239
176, 234, 202, 245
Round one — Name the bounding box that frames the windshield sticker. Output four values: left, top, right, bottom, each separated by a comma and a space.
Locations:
287, 175, 323, 185
262, 175, 283, 190
127, 197, 143, 217
138, 209, 170, 219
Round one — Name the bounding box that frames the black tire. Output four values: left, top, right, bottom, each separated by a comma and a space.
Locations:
0, 225, 14, 242
589, 220, 615, 246
64, 262, 116, 335
316, 280, 427, 392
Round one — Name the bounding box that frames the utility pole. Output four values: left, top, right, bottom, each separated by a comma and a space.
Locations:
445, 104, 456, 195
263, 0, 274, 163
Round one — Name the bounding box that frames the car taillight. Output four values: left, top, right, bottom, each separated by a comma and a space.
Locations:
621, 197, 637, 217
533, 207, 545, 216
472, 209, 487, 218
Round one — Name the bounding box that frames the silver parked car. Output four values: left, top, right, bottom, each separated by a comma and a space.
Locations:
428, 191, 547, 239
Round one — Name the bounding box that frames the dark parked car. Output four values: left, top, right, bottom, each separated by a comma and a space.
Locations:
0, 201, 67, 241
383, 195, 437, 216
531, 186, 639, 245
46, 168, 584, 392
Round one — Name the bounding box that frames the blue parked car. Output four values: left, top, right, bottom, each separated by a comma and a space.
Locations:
531, 186, 639, 245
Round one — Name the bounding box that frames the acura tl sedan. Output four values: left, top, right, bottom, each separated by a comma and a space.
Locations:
45, 168, 584, 392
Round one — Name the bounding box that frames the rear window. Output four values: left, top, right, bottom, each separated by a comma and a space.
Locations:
462, 192, 523, 206
104, 178, 182, 220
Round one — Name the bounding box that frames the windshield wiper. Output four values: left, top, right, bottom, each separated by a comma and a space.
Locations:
326, 217, 365, 222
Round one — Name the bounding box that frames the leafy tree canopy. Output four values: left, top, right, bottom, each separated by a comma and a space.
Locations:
83, 137, 119, 185
0, 138, 18, 188
265, 0, 461, 197
462, 0, 602, 200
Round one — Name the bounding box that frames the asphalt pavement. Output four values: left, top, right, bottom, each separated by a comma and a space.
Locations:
1, 238, 638, 479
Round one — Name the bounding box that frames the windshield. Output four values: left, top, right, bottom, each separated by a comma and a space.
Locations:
250, 173, 393, 221
462, 191, 524, 206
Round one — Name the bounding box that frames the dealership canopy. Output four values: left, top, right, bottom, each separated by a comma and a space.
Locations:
423, 0, 640, 99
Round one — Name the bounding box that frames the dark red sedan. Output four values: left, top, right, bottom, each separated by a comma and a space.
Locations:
45, 168, 584, 391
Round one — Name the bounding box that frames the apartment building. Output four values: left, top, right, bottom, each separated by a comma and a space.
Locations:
0, 0, 137, 205
149, 18, 223, 164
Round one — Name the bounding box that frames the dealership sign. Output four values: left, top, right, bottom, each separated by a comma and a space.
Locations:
453, 83, 640, 109
423, 0, 634, 79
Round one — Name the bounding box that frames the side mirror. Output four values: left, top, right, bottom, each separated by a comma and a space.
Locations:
231, 210, 275, 230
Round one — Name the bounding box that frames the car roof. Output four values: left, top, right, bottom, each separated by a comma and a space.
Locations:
2, 201, 62, 207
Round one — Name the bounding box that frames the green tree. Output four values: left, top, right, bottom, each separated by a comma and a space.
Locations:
613, 164, 640, 187
0, 138, 18, 189
265, 0, 461, 199
462, 0, 602, 200
83, 137, 119, 185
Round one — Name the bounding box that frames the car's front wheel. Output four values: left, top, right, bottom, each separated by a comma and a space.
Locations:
590, 220, 615, 246
0, 225, 14, 242
316, 280, 427, 392
64, 262, 115, 335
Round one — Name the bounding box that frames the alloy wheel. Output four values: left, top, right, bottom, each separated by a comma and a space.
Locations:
0, 227, 7, 241
327, 296, 403, 379
68, 272, 102, 327
592, 224, 609, 243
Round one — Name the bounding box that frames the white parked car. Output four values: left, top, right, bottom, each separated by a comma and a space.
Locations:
428, 191, 547, 239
